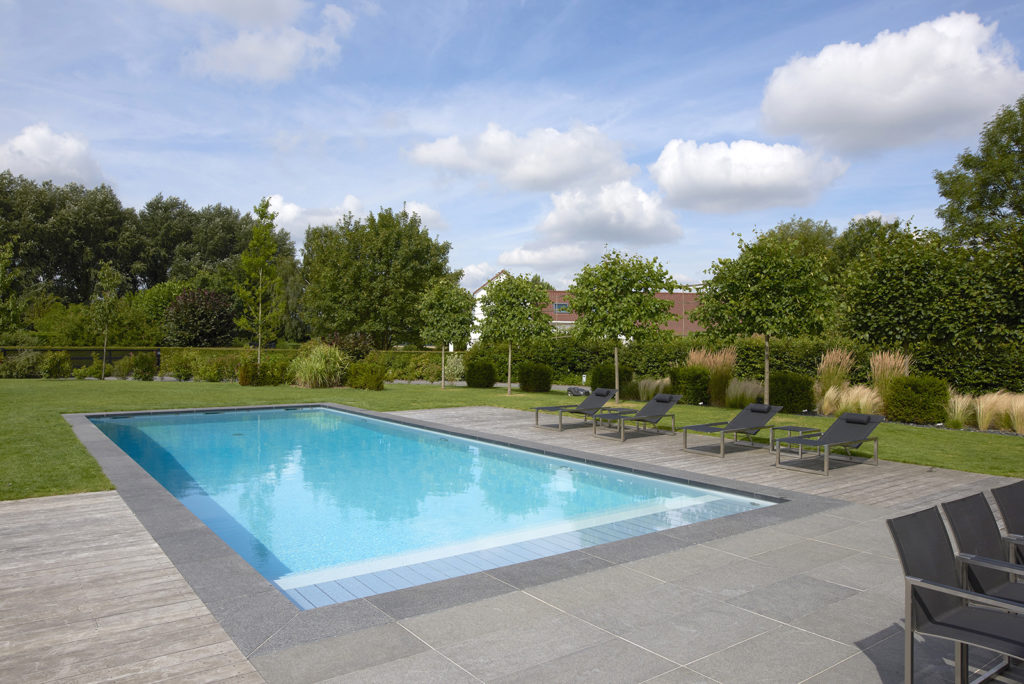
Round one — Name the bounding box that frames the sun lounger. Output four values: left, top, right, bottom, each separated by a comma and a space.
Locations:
774, 412, 881, 475
533, 387, 616, 430
682, 403, 782, 457
592, 393, 682, 441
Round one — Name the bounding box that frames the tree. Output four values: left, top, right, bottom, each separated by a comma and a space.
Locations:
90, 262, 126, 378
0, 241, 22, 335
566, 249, 679, 401
301, 207, 455, 348
691, 218, 836, 403
235, 198, 284, 363
418, 278, 475, 388
164, 288, 235, 347
132, 194, 198, 288
477, 273, 553, 395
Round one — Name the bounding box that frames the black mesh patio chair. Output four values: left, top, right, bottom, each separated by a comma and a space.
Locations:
887, 506, 1024, 684
592, 393, 682, 442
774, 412, 882, 476
682, 403, 782, 457
941, 493, 1024, 604
533, 387, 617, 430
992, 480, 1024, 563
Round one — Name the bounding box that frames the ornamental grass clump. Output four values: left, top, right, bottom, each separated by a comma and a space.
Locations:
820, 384, 882, 416
638, 376, 672, 401
975, 391, 1011, 431
1008, 394, 1024, 436
725, 378, 763, 409
870, 350, 911, 400
688, 347, 735, 407
815, 348, 854, 411
945, 392, 975, 430
289, 342, 350, 389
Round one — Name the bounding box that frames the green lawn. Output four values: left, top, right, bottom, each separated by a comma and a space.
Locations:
2, 379, 1021, 501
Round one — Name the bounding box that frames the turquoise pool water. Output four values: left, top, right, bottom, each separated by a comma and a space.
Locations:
91, 406, 772, 605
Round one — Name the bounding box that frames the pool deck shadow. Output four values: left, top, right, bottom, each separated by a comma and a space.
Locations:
3, 403, 1020, 683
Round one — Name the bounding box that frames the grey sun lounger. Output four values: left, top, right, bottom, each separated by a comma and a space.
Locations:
941, 492, 1024, 605
773, 412, 882, 476
887, 506, 1024, 684
533, 387, 616, 430
992, 480, 1024, 563
592, 393, 682, 441
682, 403, 782, 457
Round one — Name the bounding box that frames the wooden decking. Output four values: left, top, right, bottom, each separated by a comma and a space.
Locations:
0, 491, 261, 683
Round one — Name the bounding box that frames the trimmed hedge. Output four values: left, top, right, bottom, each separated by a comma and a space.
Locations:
883, 375, 949, 424
589, 362, 633, 391
518, 361, 553, 392
348, 359, 387, 390
465, 360, 496, 388
768, 370, 815, 414
670, 365, 710, 405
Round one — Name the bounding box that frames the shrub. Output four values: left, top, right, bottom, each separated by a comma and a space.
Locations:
193, 354, 236, 382
444, 353, 465, 382
883, 375, 949, 424
290, 342, 350, 388
637, 377, 671, 401
348, 359, 386, 390
163, 288, 236, 347
975, 391, 1011, 431
110, 354, 135, 378
329, 331, 374, 361
620, 380, 641, 401
40, 350, 72, 379
589, 362, 633, 391
131, 352, 158, 381
162, 348, 199, 381
518, 361, 553, 392
669, 365, 711, 405
870, 350, 912, 400
725, 378, 762, 409
237, 357, 259, 386
465, 359, 496, 388
0, 349, 44, 378
769, 371, 815, 414
238, 353, 292, 386
945, 392, 974, 429
73, 354, 103, 380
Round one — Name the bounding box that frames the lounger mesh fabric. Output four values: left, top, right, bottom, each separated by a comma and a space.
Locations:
942, 493, 1024, 603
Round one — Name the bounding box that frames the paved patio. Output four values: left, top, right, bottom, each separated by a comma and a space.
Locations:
5, 405, 1022, 682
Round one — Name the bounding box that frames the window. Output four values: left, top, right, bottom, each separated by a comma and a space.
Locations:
552, 303, 569, 313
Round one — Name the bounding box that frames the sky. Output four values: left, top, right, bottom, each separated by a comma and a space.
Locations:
2, 1, 1023, 290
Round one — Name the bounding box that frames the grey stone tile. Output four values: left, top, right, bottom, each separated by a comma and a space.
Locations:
749, 538, 860, 573
563, 582, 709, 635
525, 564, 665, 614
803, 550, 904, 591
764, 512, 861, 539
727, 574, 861, 623
251, 599, 394, 656
687, 624, 858, 683
249, 623, 427, 684
672, 557, 793, 600
438, 613, 613, 681
622, 543, 739, 583
173, 553, 274, 604
644, 666, 718, 683
790, 589, 903, 647
815, 520, 899, 556
485, 549, 613, 588
319, 650, 479, 684
400, 591, 561, 650
703, 527, 804, 557
490, 637, 678, 684
366, 570, 515, 620
206, 587, 301, 656
827, 503, 892, 522
584, 531, 689, 563
621, 598, 778, 664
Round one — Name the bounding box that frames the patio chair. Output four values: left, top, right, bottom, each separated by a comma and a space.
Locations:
681, 403, 782, 457
940, 493, 1024, 604
592, 393, 682, 442
773, 412, 882, 476
533, 387, 617, 430
991, 480, 1024, 563
887, 506, 1024, 684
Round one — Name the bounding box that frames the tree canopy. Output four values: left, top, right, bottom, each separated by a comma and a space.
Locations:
477, 272, 552, 394
418, 278, 475, 388
235, 198, 285, 362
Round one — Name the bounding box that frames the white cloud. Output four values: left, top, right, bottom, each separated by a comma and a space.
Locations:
0, 123, 104, 186
650, 139, 847, 212
405, 201, 446, 230
537, 181, 682, 244
152, 0, 311, 28
184, 4, 354, 82
411, 123, 633, 192
460, 262, 494, 291
499, 243, 593, 269
762, 12, 1024, 152
269, 193, 361, 246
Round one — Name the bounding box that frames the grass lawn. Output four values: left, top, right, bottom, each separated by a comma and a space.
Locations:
2, 378, 1021, 501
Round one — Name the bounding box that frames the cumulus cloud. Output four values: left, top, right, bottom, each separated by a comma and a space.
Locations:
405, 201, 446, 230
649, 139, 847, 212
460, 262, 496, 291
269, 193, 362, 245
0, 123, 103, 186
762, 12, 1024, 152
411, 123, 633, 192
536, 181, 681, 244
181, 3, 354, 82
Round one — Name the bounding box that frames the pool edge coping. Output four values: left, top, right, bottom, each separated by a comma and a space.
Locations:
64, 402, 849, 660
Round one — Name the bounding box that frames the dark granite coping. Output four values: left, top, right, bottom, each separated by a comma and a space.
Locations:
64, 402, 846, 659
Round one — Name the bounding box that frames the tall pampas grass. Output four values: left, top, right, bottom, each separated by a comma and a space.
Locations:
815, 348, 854, 411
945, 392, 975, 429
820, 384, 883, 416
1008, 394, 1024, 435
688, 347, 736, 407
725, 378, 763, 408
638, 377, 672, 401
870, 350, 911, 399
975, 391, 1011, 431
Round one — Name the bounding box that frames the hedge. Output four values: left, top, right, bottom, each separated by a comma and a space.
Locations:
884, 375, 949, 424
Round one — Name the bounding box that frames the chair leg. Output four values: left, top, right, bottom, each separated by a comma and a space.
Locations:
905, 582, 914, 684
720, 431, 725, 458
824, 445, 830, 476
954, 641, 968, 684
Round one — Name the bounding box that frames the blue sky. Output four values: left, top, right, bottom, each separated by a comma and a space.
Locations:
2, 1, 1023, 289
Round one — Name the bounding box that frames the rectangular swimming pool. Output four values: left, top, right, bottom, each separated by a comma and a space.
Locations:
91, 406, 774, 608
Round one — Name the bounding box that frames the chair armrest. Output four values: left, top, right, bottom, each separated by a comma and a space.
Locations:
687, 421, 728, 429
776, 430, 822, 442
1005, 532, 1024, 547
957, 552, 1024, 579
906, 575, 1024, 613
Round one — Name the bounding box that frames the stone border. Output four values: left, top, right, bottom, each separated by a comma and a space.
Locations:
65, 403, 846, 659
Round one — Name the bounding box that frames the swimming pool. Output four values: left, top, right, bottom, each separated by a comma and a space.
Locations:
91, 406, 774, 608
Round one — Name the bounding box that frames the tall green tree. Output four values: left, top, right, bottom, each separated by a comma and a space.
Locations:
567, 249, 679, 401
90, 262, 126, 378
0, 241, 22, 335
301, 207, 455, 348
235, 198, 284, 363
418, 278, 475, 388
477, 273, 553, 395
692, 218, 836, 403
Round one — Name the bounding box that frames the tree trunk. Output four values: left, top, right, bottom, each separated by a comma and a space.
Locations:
257, 269, 263, 365
101, 330, 108, 380
507, 343, 512, 396
763, 334, 770, 405
440, 346, 446, 390
614, 344, 620, 403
